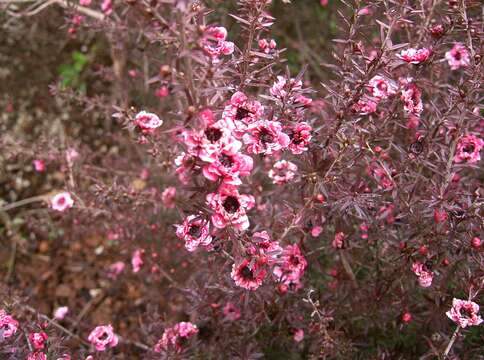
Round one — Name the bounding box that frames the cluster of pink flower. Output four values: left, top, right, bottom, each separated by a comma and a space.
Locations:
201, 26, 235, 61
171, 70, 313, 292
353, 43, 472, 127
154, 321, 198, 354
230, 231, 307, 292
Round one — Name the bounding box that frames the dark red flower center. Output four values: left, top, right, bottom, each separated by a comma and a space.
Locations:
259, 128, 274, 144
205, 127, 223, 142
289, 255, 300, 266
460, 306, 473, 318
289, 130, 303, 145
235, 107, 251, 120
463, 144, 475, 153
219, 154, 234, 168
223, 196, 240, 213
189, 224, 202, 237
240, 266, 255, 280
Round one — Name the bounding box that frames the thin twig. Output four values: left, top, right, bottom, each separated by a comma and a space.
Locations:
442, 325, 460, 359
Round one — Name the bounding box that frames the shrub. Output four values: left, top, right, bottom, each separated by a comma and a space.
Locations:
1, 0, 482, 358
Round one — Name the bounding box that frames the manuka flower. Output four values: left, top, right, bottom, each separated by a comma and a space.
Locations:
206, 185, 255, 231
411, 262, 433, 288
0, 309, 19, 339
221, 91, 264, 138
201, 26, 234, 60
401, 82, 423, 117
368, 75, 397, 100
268, 160, 298, 185
87, 324, 118, 351
454, 134, 483, 164
231, 258, 267, 290
133, 111, 162, 133
287, 122, 312, 154
446, 298, 482, 328
243, 120, 290, 155
445, 43, 470, 70
202, 140, 253, 186
175, 215, 212, 252
51, 192, 74, 212
398, 48, 431, 64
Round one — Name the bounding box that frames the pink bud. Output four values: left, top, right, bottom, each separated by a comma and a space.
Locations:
471, 237, 481, 249
402, 312, 412, 323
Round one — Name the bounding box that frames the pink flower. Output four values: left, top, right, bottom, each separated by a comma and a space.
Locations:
446, 298, 482, 328
221, 91, 264, 138
287, 122, 312, 154
445, 43, 470, 70
161, 187, 176, 208
0, 309, 19, 338
368, 75, 397, 99
231, 259, 267, 290
320, 0, 328, 5
175, 215, 212, 252
268, 160, 298, 185
131, 249, 144, 273
454, 134, 483, 164
243, 120, 290, 155
206, 185, 255, 231
154, 322, 198, 353
100, 0, 112, 15
134, 111, 163, 133
398, 48, 431, 64
258, 38, 277, 54
79, 0, 91, 6
332, 232, 345, 249
107, 261, 125, 279
250, 231, 282, 264
201, 26, 234, 59
273, 244, 307, 287
54, 306, 69, 320
87, 324, 118, 351
184, 123, 233, 159
352, 98, 377, 115
33, 159, 46, 172
29, 332, 48, 350
202, 141, 253, 186
411, 262, 433, 288
293, 329, 304, 342
27, 353, 47, 360
270, 76, 302, 99
401, 82, 423, 117
223, 302, 241, 321
51, 192, 74, 212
